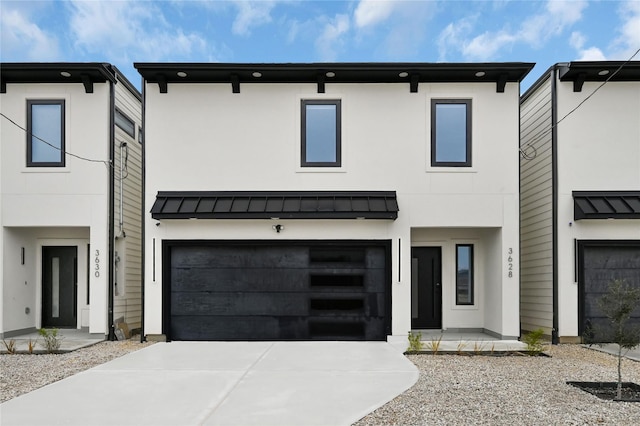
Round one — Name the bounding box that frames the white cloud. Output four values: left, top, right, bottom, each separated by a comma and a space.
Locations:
438, 0, 587, 61
315, 14, 350, 61
0, 7, 60, 60
569, 31, 606, 61
609, 0, 640, 59
67, 0, 209, 62
231, 1, 276, 36
354, 0, 395, 28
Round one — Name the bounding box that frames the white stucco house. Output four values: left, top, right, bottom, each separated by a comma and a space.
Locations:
135, 62, 533, 342
0, 63, 143, 339
520, 61, 640, 343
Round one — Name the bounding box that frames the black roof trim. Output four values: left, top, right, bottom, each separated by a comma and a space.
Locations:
134, 62, 534, 94
558, 61, 640, 92
573, 191, 640, 220
0, 63, 141, 98
151, 191, 399, 220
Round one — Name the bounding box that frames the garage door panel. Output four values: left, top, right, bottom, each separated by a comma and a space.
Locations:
171, 246, 309, 268
171, 268, 309, 292
167, 242, 390, 341
581, 244, 640, 343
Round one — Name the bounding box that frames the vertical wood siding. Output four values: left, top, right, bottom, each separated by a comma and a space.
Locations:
113, 80, 142, 331
520, 76, 554, 335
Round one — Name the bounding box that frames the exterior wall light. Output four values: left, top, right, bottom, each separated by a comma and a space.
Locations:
272, 224, 284, 233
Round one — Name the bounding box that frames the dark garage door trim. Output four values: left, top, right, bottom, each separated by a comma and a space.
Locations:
577, 239, 640, 341
162, 239, 392, 341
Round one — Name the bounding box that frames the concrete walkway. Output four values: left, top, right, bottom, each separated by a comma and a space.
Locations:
584, 343, 640, 361
0, 342, 418, 426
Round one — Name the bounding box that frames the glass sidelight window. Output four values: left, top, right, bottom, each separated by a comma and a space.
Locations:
456, 244, 474, 305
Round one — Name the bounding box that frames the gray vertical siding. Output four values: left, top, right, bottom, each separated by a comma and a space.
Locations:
520, 75, 554, 335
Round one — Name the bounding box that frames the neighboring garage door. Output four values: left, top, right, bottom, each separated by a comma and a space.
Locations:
579, 242, 640, 343
164, 241, 390, 341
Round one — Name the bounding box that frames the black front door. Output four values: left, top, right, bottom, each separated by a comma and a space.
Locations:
411, 247, 442, 329
42, 246, 77, 328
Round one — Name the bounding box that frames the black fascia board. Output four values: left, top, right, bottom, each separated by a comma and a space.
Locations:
1, 62, 119, 93
558, 61, 640, 83
134, 62, 535, 88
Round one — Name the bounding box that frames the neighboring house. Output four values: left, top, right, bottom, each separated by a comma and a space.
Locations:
520, 61, 640, 343
136, 62, 533, 342
0, 63, 143, 339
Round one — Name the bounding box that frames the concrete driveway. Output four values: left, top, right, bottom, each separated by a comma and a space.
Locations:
0, 341, 418, 426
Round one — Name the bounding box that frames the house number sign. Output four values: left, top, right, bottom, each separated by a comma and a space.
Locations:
94, 249, 101, 278
507, 248, 514, 278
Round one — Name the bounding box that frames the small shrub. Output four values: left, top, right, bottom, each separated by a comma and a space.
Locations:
27, 339, 36, 354
407, 331, 422, 352
473, 341, 486, 354
38, 328, 64, 353
456, 341, 468, 355
424, 335, 443, 354
2, 339, 17, 354
522, 328, 546, 356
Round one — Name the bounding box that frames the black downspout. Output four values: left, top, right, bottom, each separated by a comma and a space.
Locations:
518, 79, 522, 338
108, 79, 116, 341
551, 66, 559, 345
140, 76, 146, 343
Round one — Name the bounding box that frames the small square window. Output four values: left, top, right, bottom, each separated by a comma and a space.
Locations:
27, 100, 65, 167
301, 100, 341, 167
456, 244, 474, 305
115, 108, 135, 138
431, 99, 472, 167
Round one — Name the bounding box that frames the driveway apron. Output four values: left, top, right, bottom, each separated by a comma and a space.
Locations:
0, 341, 418, 426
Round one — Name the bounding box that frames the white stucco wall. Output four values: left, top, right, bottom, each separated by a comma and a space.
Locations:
555, 79, 640, 338
143, 80, 521, 338
1, 83, 111, 334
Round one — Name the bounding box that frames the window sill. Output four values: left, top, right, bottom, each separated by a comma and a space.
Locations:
452, 304, 478, 310
426, 168, 477, 174
296, 167, 347, 173
22, 168, 70, 173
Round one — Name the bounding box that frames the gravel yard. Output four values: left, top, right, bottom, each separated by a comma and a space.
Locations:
1, 342, 639, 425
356, 345, 640, 426
0, 340, 154, 403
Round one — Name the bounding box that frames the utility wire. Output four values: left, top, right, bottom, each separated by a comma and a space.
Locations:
1, 112, 113, 168
520, 46, 640, 160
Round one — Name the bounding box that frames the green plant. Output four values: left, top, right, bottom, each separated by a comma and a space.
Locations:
2, 339, 17, 354
522, 328, 546, 356
407, 331, 422, 352
596, 279, 640, 400
38, 328, 64, 353
424, 335, 443, 354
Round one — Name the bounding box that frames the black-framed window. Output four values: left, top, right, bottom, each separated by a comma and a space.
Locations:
301, 100, 341, 167
431, 99, 472, 167
138, 126, 143, 144
115, 108, 135, 138
456, 244, 474, 305
27, 100, 65, 167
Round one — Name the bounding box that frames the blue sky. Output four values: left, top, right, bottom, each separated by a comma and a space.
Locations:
1, 0, 639, 91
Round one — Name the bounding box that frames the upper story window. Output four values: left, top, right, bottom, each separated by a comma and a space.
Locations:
301, 100, 341, 167
115, 108, 135, 138
431, 99, 472, 167
27, 100, 65, 167
456, 244, 474, 305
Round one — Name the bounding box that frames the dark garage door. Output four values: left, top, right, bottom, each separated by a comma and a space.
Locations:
580, 242, 640, 343
165, 241, 390, 341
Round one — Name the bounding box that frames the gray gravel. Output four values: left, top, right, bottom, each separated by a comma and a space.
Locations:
356, 345, 640, 425
2, 342, 639, 424
0, 340, 154, 403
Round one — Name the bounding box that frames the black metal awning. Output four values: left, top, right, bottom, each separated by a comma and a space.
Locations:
151, 191, 399, 220
573, 191, 640, 220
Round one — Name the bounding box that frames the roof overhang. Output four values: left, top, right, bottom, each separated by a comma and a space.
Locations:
573, 191, 640, 220
0, 63, 135, 95
151, 191, 399, 220
134, 62, 534, 94
558, 61, 640, 92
